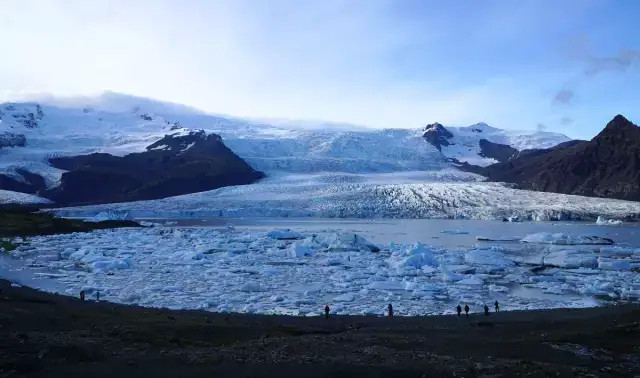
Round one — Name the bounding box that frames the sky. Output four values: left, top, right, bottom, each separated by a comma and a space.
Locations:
1, 0, 639, 139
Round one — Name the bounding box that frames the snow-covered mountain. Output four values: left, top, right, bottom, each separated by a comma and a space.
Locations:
422, 122, 571, 167
0, 92, 579, 209
0, 93, 569, 182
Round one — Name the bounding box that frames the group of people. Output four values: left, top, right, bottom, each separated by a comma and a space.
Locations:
457, 301, 499, 317
79, 290, 100, 302
324, 301, 500, 319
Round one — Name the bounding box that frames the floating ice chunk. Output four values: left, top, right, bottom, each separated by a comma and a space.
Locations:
596, 216, 623, 226
387, 242, 439, 269
621, 289, 640, 299
530, 275, 559, 283
544, 286, 566, 295
87, 211, 130, 222
476, 236, 520, 242
599, 246, 639, 257
441, 230, 469, 235
266, 229, 304, 240
456, 276, 483, 286
325, 257, 342, 266
448, 265, 475, 274
440, 265, 464, 282
544, 249, 597, 268
240, 283, 265, 292
488, 284, 509, 292
333, 293, 355, 302
301, 235, 324, 249
326, 232, 380, 252
367, 280, 405, 290
10, 282, 22, 288
288, 243, 314, 258
464, 249, 515, 269
521, 232, 614, 245
91, 258, 130, 271
597, 258, 632, 271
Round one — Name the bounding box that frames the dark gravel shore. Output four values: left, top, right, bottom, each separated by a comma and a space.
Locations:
0, 279, 638, 377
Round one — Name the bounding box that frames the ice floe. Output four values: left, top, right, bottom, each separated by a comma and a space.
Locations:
1, 226, 638, 316
596, 216, 623, 226
521, 233, 614, 245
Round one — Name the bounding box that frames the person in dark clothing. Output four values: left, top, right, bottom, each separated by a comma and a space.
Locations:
464, 304, 469, 317
80, 290, 85, 301
484, 304, 489, 316
456, 305, 462, 317
324, 305, 330, 319
494, 300, 499, 312
388, 303, 393, 317
96, 291, 100, 301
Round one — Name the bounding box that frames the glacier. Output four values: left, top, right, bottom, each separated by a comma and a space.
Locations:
2, 93, 639, 222
54, 171, 640, 221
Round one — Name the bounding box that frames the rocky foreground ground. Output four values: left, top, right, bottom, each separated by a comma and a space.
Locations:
0, 279, 638, 377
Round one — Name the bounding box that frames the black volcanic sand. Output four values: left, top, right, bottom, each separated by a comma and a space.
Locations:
0, 280, 638, 377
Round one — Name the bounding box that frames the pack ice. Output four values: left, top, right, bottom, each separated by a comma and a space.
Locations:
3, 226, 638, 315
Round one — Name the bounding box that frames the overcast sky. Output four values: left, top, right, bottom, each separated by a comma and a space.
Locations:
1, 0, 639, 138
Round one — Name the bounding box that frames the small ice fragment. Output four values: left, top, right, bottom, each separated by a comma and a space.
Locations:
266, 229, 304, 240
441, 230, 469, 235
288, 243, 314, 258
597, 258, 632, 271
456, 276, 483, 286
596, 216, 623, 226
521, 232, 614, 245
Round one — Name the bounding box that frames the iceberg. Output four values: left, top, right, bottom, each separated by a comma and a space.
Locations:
387, 242, 439, 269
266, 229, 304, 240
521, 233, 614, 245
464, 248, 515, 269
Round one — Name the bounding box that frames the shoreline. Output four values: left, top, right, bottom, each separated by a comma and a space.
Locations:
1, 279, 638, 377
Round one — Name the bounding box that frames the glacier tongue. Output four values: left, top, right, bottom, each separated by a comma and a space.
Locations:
53, 171, 640, 221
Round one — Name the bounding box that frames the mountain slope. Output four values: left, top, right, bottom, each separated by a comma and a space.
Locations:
44, 130, 264, 206
479, 115, 640, 201
422, 122, 571, 166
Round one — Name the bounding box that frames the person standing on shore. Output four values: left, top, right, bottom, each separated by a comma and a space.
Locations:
324, 305, 330, 319
494, 301, 500, 312
484, 304, 489, 316
80, 290, 85, 301
388, 303, 393, 317
464, 304, 469, 317
456, 305, 462, 317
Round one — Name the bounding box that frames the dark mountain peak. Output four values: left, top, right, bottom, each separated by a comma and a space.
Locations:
146, 129, 213, 153
478, 139, 518, 162
594, 114, 639, 142
478, 114, 640, 201
423, 122, 447, 132
46, 130, 264, 206
423, 122, 453, 151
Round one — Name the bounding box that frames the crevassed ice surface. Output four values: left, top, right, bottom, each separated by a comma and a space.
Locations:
55, 172, 640, 221
0, 189, 51, 205
2, 220, 639, 315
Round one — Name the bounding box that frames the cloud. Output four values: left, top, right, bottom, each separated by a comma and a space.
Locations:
536, 123, 547, 132
553, 89, 574, 105
560, 116, 573, 125
584, 49, 640, 76
553, 48, 640, 106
